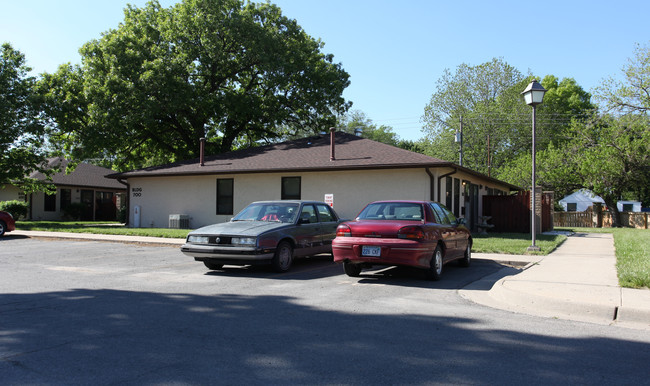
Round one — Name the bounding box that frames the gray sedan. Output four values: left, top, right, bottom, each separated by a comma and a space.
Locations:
181, 200, 342, 272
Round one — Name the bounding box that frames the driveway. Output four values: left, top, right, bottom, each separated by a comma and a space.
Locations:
1, 237, 650, 385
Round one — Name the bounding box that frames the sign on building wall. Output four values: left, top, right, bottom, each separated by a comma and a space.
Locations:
324, 193, 334, 207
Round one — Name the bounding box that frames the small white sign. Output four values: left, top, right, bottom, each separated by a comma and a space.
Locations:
324, 194, 334, 207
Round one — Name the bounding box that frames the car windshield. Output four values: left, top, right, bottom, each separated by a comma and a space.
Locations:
232, 203, 300, 223
357, 202, 424, 221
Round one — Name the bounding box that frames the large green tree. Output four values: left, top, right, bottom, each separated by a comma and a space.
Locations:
422, 57, 594, 179
41, 0, 351, 171
421, 58, 529, 175
0, 43, 53, 191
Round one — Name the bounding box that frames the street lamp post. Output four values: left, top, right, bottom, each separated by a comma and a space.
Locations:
522, 79, 547, 252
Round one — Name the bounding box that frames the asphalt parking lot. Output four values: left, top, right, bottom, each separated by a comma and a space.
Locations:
2, 236, 650, 385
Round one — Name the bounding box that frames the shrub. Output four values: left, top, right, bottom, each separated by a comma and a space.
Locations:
0, 200, 29, 220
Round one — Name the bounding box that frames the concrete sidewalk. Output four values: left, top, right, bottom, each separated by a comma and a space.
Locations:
8, 230, 650, 330
462, 233, 650, 330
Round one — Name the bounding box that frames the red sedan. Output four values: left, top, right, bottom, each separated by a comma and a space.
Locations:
332, 201, 472, 280
0, 211, 16, 236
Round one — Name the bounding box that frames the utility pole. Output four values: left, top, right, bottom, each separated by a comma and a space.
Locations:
487, 133, 491, 178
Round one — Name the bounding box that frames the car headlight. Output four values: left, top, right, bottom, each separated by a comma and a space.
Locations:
188, 235, 209, 244
231, 237, 256, 246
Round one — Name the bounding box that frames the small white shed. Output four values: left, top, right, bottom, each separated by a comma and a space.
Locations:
558, 189, 605, 212
617, 201, 642, 212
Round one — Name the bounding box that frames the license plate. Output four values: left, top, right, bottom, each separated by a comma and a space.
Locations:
362, 245, 381, 257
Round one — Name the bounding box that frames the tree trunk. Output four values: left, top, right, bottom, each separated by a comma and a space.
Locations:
603, 198, 622, 228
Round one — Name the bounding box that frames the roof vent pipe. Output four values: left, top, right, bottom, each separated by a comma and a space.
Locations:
199, 137, 206, 166
330, 128, 336, 161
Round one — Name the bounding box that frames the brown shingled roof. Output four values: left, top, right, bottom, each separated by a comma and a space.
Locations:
30, 158, 126, 190
106, 132, 521, 191
108, 132, 451, 178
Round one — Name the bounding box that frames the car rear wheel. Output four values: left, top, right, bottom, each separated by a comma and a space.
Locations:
203, 261, 223, 270
459, 242, 471, 267
343, 261, 362, 277
272, 241, 293, 272
0, 221, 5, 236
425, 245, 443, 281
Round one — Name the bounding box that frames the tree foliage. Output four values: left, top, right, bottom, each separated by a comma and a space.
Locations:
421, 58, 530, 175
422, 58, 595, 181
595, 42, 650, 114
338, 110, 399, 146
0, 43, 54, 190
541, 115, 650, 226
337, 110, 425, 152
41, 0, 351, 171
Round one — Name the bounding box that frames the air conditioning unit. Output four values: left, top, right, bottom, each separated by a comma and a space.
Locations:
169, 214, 190, 229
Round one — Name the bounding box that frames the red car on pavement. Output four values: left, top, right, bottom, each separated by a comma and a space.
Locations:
332, 200, 472, 280
0, 211, 16, 236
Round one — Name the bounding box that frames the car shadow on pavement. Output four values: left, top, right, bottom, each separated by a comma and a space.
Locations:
0, 234, 30, 241
1, 288, 649, 385
352, 260, 520, 290
203, 254, 343, 280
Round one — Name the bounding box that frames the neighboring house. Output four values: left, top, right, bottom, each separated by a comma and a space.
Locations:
617, 201, 642, 213
108, 131, 520, 231
559, 189, 642, 213
1, 158, 127, 221
558, 189, 605, 212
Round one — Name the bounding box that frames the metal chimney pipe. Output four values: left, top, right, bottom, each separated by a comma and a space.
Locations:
329, 128, 335, 161
199, 137, 206, 166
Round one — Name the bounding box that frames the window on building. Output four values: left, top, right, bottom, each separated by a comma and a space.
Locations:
216, 179, 234, 215
44, 192, 56, 212
566, 203, 577, 211
622, 203, 634, 212
60, 189, 72, 211
281, 177, 301, 200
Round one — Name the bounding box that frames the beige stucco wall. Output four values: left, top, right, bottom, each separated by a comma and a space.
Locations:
126, 167, 518, 229
0, 185, 24, 202
127, 168, 434, 229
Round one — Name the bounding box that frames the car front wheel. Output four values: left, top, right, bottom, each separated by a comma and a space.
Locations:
425, 245, 443, 281
272, 241, 294, 272
0, 221, 5, 236
459, 242, 471, 267
343, 261, 362, 277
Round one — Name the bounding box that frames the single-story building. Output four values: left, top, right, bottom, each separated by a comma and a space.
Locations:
617, 201, 642, 213
107, 131, 520, 231
1, 158, 127, 221
558, 189, 605, 212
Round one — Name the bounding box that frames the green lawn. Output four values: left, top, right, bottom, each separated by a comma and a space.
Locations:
556, 227, 650, 289
472, 232, 567, 256
16, 221, 191, 239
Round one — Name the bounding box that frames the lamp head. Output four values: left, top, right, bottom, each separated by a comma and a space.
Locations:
522, 79, 547, 106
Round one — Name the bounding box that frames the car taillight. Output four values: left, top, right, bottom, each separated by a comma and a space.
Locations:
336, 224, 352, 237
398, 226, 424, 240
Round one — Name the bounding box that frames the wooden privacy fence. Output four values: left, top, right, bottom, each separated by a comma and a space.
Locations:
483, 191, 553, 233
554, 211, 591, 227
554, 210, 649, 229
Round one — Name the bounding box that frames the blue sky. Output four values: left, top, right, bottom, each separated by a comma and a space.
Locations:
2, 0, 649, 141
